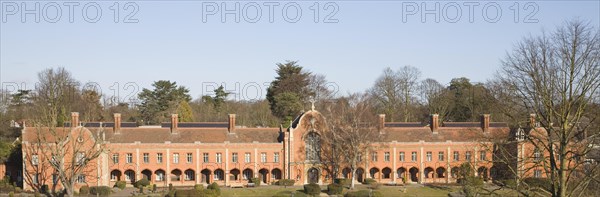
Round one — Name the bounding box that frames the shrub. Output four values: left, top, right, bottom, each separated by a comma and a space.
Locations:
327, 183, 343, 195
169, 183, 174, 191
250, 177, 261, 186
13, 187, 21, 193
8, 191, 14, 197
153, 184, 157, 192
79, 186, 90, 195
34, 192, 41, 197
275, 179, 295, 186
40, 184, 49, 194
344, 190, 383, 197
207, 182, 220, 196
90, 186, 112, 196
194, 184, 204, 191
303, 183, 321, 196
134, 177, 150, 188
114, 180, 126, 189
334, 178, 349, 186
363, 178, 377, 185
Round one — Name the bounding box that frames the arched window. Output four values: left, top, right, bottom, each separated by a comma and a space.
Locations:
305, 132, 321, 161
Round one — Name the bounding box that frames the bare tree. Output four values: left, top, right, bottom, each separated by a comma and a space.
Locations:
420, 78, 452, 122
322, 93, 383, 189
498, 20, 600, 197
24, 113, 106, 196
371, 66, 421, 122
22, 68, 107, 197
35, 67, 80, 126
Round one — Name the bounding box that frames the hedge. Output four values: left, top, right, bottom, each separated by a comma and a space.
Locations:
327, 183, 343, 195
303, 183, 321, 195
90, 186, 112, 196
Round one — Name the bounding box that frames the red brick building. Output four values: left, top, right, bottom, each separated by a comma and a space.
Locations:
20, 110, 538, 191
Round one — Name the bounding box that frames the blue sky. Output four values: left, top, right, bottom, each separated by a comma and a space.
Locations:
1, 0, 599, 102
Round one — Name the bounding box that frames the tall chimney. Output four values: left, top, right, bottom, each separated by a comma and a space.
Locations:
430, 114, 439, 133
481, 114, 490, 132
228, 114, 236, 133
171, 114, 178, 134
378, 114, 386, 130
529, 114, 536, 128
71, 112, 79, 127
114, 113, 121, 134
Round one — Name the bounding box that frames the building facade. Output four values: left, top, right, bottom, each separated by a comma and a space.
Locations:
19, 110, 535, 191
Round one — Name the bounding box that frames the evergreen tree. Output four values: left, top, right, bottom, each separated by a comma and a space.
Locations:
138, 80, 191, 125
266, 61, 311, 124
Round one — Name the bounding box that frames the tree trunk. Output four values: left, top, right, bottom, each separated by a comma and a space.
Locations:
351, 160, 357, 190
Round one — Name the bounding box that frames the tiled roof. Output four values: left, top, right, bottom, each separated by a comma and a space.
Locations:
23, 126, 281, 144
383, 127, 510, 142
104, 127, 281, 144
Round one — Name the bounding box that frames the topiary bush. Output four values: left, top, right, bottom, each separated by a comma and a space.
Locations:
275, 179, 295, 186
327, 183, 343, 195
114, 180, 126, 189
90, 186, 112, 196
207, 182, 221, 196
134, 177, 150, 188
194, 184, 204, 191
250, 177, 261, 186
79, 186, 90, 195
303, 183, 321, 196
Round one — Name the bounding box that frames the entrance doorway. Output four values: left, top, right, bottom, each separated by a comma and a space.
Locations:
307, 168, 319, 184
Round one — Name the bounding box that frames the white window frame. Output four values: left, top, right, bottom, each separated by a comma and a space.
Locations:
126, 153, 133, 163
173, 153, 179, 164
187, 153, 193, 163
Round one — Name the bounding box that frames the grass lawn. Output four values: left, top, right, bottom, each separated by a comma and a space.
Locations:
219, 184, 460, 197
